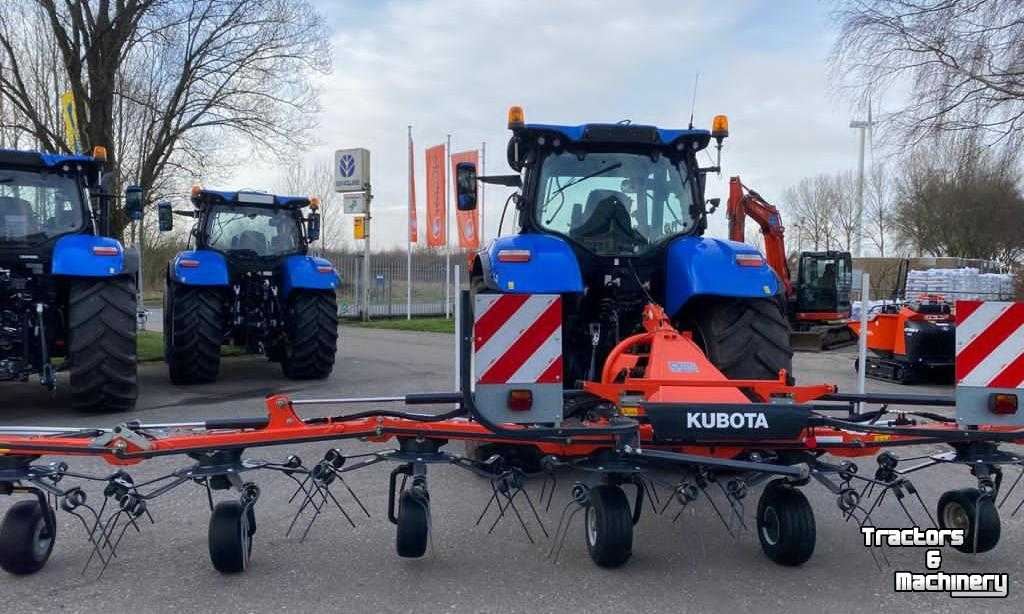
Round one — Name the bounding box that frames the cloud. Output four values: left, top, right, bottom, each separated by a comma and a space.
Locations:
229, 0, 865, 249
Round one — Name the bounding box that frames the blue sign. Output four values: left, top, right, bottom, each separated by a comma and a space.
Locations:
338, 154, 356, 178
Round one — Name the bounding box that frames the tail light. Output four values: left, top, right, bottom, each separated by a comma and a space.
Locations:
734, 253, 764, 267
507, 389, 533, 411
91, 246, 119, 256
497, 249, 531, 263
179, 258, 200, 268
316, 265, 334, 273
990, 393, 1018, 415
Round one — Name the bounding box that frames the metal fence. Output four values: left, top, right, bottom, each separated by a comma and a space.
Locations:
323, 251, 466, 318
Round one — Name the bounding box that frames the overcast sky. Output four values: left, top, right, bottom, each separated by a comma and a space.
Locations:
229, 0, 872, 251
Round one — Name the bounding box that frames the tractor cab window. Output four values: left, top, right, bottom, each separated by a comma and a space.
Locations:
537, 151, 696, 255
0, 169, 85, 243
204, 204, 302, 257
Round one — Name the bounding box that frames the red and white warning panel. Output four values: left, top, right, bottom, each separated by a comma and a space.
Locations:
955, 300, 1024, 425
473, 294, 564, 424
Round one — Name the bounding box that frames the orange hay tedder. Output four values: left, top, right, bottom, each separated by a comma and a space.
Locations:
1, 291, 1023, 577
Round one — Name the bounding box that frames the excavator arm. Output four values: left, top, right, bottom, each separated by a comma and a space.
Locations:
726, 176, 793, 298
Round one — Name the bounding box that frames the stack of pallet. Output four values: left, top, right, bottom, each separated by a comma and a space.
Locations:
905, 268, 1014, 301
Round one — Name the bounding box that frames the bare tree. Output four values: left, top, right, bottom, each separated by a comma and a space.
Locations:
828, 171, 859, 252
277, 159, 347, 252
864, 163, 892, 256
0, 0, 330, 238
784, 174, 838, 252
832, 0, 1024, 147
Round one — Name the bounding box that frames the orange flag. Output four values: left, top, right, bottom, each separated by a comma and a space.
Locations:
450, 149, 479, 249
425, 144, 446, 247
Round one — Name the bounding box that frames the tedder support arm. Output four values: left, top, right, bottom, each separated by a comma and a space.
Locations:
726, 175, 792, 297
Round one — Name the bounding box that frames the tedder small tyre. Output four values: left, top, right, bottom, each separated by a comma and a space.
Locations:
396, 490, 429, 558
208, 501, 254, 573
686, 297, 793, 383
166, 283, 224, 385
584, 485, 633, 568
937, 488, 1000, 554
282, 291, 338, 380
0, 500, 56, 575
757, 480, 816, 566
68, 276, 138, 411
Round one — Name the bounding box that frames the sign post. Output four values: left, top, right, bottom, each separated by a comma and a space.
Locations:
335, 148, 372, 321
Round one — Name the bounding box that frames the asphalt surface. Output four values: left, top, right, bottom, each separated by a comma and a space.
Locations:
1, 328, 1022, 613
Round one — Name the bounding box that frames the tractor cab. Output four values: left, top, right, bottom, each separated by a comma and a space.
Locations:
158, 188, 338, 384
461, 108, 787, 390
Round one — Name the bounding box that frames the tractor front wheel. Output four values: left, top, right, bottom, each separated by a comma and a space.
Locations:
165, 282, 224, 385
68, 276, 138, 411
684, 296, 794, 383
281, 291, 338, 380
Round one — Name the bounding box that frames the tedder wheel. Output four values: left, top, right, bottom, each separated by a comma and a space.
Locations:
0, 500, 56, 575
68, 276, 138, 411
166, 282, 224, 385
937, 488, 1000, 554
396, 489, 429, 558
584, 485, 633, 568
281, 291, 338, 380
684, 297, 794, 384
208, 501, 255, 573
757, 480, 816, 566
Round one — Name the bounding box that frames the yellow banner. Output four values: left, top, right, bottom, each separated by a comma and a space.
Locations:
59, 90, 80, 152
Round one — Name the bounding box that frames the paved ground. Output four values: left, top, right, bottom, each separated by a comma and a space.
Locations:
1, 328, 1021, 613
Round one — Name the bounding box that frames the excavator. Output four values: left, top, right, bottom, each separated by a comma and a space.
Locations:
727, 176, 855, 352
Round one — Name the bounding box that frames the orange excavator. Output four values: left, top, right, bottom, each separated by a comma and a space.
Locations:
727, 176, 855, 351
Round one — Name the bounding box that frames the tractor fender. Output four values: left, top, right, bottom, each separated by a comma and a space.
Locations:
475, 234, 583, 294
51, 235, 126, 277
664, 236, 780, 316
170, 250, 229, 286
280, 255, 339, 299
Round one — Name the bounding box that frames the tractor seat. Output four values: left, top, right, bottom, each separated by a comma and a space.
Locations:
236, 230, 268, 253
571, 189, 640, 247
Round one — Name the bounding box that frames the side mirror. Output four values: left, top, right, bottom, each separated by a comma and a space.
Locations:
125, 185, 144, 221
157, 201, 173, 232
455, 162, 478, 211
706, 197, 721, 214
307, 211, 321, 242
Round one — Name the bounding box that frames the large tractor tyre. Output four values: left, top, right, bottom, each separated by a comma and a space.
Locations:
281, 291, 338, 380
757, 480, 816, 566
165, 283, 224, 385
68, 276, 138, 412
0, 500, 56, 575
685, 297, 794, 383
937, 488, 1000, 554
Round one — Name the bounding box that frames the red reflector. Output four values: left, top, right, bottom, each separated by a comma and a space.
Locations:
91, 246, 118, 256
735, 253, 764, 267
507, 389, 533, 411
316, 265, 334, 273
990, 393, 1018, 415
497, 249, 531, 263
179, 258, 200, 268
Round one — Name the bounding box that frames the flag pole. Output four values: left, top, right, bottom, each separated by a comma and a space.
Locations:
407, 125, 413, 320
480, 140, 486, 244
445, 133, 452, 319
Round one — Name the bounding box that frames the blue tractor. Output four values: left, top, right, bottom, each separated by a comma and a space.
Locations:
0, 147, 141, 411
460, 108, 792, 402
157, 188, 339, 383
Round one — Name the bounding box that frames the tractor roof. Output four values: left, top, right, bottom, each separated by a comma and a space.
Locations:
515, 123, 712, 150
191, 189, 313, 209
0, 148, 101, 172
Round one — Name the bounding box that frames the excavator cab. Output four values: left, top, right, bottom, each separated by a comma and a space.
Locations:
795, 251, 852, 319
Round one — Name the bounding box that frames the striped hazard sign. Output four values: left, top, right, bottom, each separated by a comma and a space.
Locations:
956, 300, 1024, 388
474, 294, 563, 384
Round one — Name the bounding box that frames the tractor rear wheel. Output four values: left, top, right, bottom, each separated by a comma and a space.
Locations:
68, 276, 138, 412
165, 283, 224, 385
685, 297, 794, 383
281, 291, 338, 380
